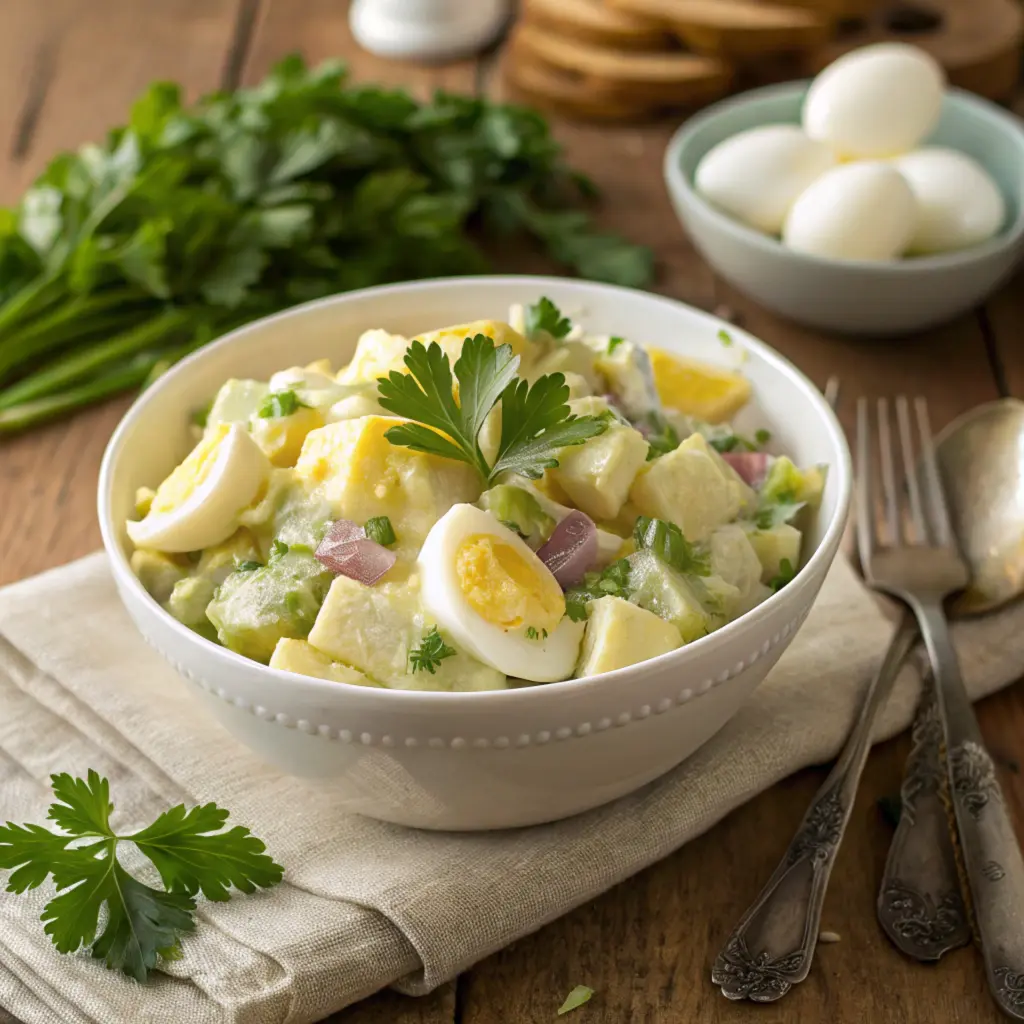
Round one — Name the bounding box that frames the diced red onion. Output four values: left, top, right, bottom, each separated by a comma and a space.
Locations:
321, 519, 365, 546
537, 510, 599, 588
722, 451, 771, 488
315, 536, 396, 585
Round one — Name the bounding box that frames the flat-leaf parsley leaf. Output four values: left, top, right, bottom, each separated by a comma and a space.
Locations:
377, 335, 607, 484
0, 770, 283, 983
557, 985, 595, 1015
524, 296, 572, 341
258, 389, 310, 418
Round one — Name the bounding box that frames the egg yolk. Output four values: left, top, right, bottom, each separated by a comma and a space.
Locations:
455, 534, 564, 633
150, 424, 232, 514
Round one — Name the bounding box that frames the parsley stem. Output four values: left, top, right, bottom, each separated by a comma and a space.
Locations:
0, 309, 189, 410
0, 355, 164, 433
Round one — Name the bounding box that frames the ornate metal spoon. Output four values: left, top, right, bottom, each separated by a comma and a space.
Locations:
879, 398, 1024, 964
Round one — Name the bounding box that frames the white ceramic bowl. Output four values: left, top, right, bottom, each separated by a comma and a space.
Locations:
664, 84, 1024, 336
98, 277, 851, 830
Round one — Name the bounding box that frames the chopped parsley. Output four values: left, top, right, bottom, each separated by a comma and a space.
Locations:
633, 516, 710, 576
607, 335, 625, 354
645, 411, 681, 460
269, 539, 289, 559
717, 328, 733, 347
754, 500, 805, 530
235, 560, 263, 572
565, 558, 632, 621
257, 389, 309, 418
409, 627, 457, 674
709, 433, 758, 454
557, 985, 595, 1015
0, 770, 282, 982
363, 515, 396, 547
524, 296, 572, 341
525, 626, 548, 640
755, 428, 772, 445
769, 558, 797, 592
377, 334, 606, 483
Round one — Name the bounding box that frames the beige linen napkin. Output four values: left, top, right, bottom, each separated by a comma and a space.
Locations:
0, 553, 1022, 1024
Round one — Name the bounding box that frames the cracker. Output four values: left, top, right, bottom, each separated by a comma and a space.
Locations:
523, 0, 670, 50
606, 0, 828, 56
511, 24, 732, 105
504, 46, 656, 120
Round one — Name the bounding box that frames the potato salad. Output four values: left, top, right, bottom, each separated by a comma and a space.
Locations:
127, 298, 825, 691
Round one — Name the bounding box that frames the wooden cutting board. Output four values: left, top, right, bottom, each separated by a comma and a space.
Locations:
818, 0, 1024, 100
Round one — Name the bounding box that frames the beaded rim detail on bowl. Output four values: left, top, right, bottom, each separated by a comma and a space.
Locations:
159, 608, 808, 751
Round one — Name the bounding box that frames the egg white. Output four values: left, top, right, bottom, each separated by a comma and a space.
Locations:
127, 425, 270, 552
417, 504, 585, 682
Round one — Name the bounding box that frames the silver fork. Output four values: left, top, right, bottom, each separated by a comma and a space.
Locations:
711, 376, 919, 1003
858, 395, 1024, 1022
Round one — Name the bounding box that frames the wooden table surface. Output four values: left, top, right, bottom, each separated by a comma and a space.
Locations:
1, 4, 1023, 1023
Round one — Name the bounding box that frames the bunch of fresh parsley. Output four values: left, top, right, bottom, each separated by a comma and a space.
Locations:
0, 56, 651, 434
0, 771, 282, 982
377, 333, 608, 484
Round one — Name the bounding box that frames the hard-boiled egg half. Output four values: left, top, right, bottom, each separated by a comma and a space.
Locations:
127, 424, 270, 553
418, 504, 586, 682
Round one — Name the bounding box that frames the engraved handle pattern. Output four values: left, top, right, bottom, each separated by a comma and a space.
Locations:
914, 600, 1024, 1021
712, 621, 916, 1002
877, 667, 971, 961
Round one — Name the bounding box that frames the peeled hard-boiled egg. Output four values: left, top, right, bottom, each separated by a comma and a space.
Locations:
803, 43, 945, 159
783, 161, 916, 261
417, 504, 585, 682
127, 424, 270, 553
695, 125, 836, 234
894, 147, 1006, 254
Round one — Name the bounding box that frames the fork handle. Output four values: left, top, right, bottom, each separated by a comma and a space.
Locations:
711, 619, 916, 1002
877, 627, 971, 961
913, 598, 1024, 1021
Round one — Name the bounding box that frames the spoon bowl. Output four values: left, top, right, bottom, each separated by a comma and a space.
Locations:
936, 398, 1024, 614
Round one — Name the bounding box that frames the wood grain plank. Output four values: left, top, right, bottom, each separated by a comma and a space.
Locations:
984, 270, 1024, 398
0, 0, 247, 204
329, 983, 455, 1024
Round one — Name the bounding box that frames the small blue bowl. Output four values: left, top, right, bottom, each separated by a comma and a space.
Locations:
664, 82, 1024, 336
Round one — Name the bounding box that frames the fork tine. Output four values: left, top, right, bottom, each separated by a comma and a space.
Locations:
915, 397, 953, 547
856, 397, 877, 570
895, 395, 927, 542
877, 397, 901, 544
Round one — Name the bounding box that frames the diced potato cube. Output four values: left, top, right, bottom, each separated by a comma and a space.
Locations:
131, 550, 187, 604
207, 550, 334, 663
527, 340, 603, 393
295, 416, 482, 549
576, 596, 681, 676
647, 348, 751, 423
595, 340, 656, 420
270, 638, 380, 687
629, 433, 742, 542
709, 524, 764, 612
206, 379, 270, 430
550, 402, 649, 521
337, 329, 411, 384
414, 319, 531, 369
742, 522, 803, 583
250, 406, 325, 467
308, 575, 506, 691
628, 550, 710, 643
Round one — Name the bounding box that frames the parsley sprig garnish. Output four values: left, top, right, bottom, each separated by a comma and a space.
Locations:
377, 335, 607, 483
0, 771, 282, 983
524, 297, 572, 341
409, 626, 457, 674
